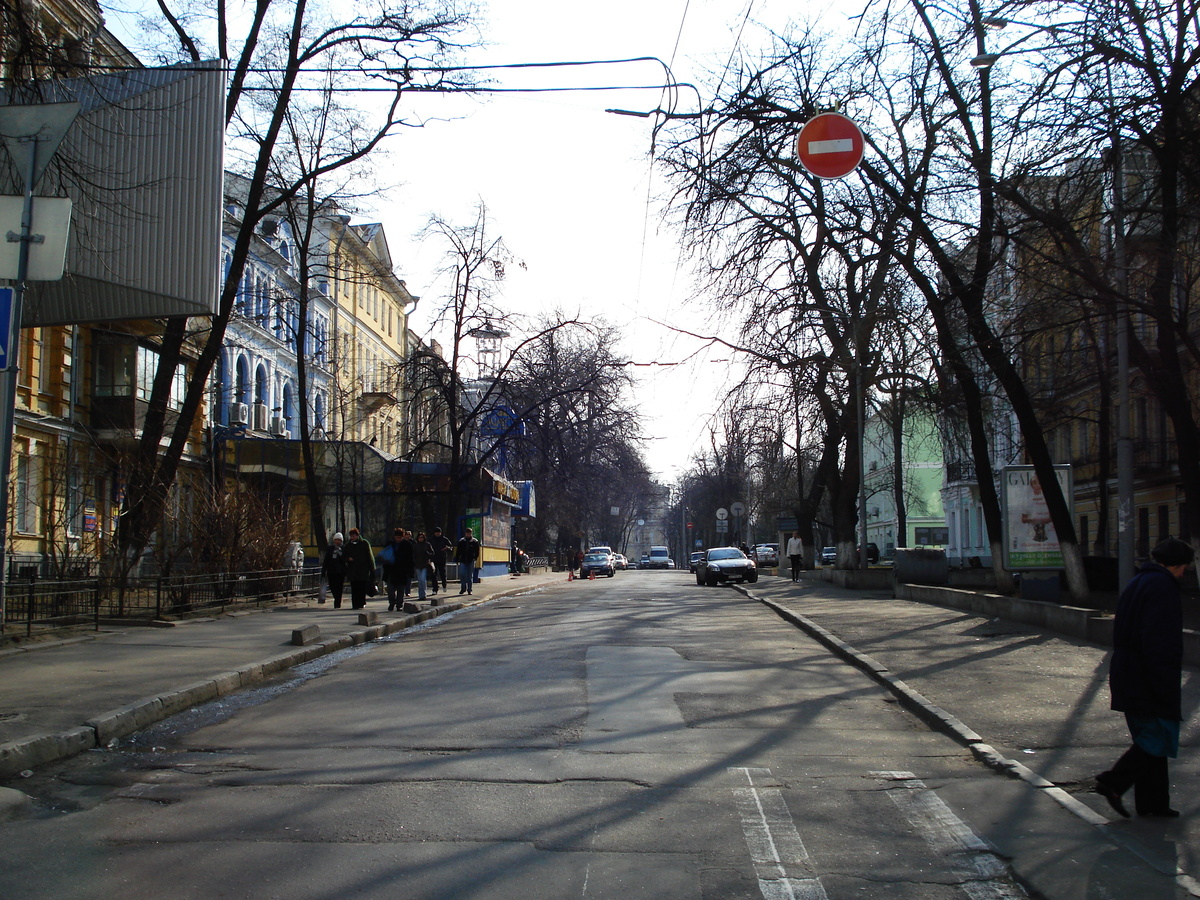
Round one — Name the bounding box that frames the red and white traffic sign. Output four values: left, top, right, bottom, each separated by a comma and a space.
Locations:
795, 112, 864, 179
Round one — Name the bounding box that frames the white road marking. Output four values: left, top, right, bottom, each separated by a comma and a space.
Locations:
873, 771, 1027, 899
730, 767, 829, 900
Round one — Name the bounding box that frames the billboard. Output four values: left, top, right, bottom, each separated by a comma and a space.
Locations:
1001, 465, 1073, 570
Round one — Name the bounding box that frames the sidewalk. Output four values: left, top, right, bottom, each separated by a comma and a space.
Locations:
739, 574, 1200, 894
0, 571, 564, 779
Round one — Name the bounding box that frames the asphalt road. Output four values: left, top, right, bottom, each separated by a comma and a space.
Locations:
0, 572, 1171, 898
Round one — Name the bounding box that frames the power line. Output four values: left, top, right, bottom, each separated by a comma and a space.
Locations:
1, 56, 687, 97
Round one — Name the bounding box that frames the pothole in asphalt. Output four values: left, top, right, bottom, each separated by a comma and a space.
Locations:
962, 618, 1032, 638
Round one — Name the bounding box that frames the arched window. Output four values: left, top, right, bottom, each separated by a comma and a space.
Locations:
235, 355, 250, 404
255, 363, 269, 407
214, 354, 228, 424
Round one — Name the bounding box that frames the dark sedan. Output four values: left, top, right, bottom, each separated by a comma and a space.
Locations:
696, 547, 758, 586
580, 552, 615, 578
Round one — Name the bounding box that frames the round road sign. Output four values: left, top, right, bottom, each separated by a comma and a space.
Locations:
796, 112, 864, 179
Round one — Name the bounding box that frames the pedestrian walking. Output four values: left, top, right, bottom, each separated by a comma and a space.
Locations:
321, 532, 347, 608
413, 532, 435, 603
378, 528, 415, 611
429, 526, 452, 594
342, 528, 376, 610
456, 527, 481, 595
1094, 537, 1196, 818
786, 532, 805, 582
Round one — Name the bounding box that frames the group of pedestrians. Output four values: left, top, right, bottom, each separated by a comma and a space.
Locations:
318, 525, 483, 610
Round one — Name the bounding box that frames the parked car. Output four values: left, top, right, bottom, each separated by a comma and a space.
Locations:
696, 547, 758, 586
580, 552, 615, 578
639, 554, 650, 567
645, 546, 674, 569
613, 553, 628, 570
862, 542, 880, 565
752, 543, 779, 566
821, 546, 837, 565
588, 546, 614, 566
689, 551, 704, 573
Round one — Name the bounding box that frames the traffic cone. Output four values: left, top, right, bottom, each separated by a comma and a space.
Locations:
568, 569, 574, 581
589, 570, 595, 580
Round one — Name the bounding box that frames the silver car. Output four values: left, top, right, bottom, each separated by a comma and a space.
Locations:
696, 547, 758, 586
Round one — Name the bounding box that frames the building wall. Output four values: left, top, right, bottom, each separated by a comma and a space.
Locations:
863, 411, 947, 559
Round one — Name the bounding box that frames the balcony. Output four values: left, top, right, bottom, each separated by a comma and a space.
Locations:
945, 461, 977, 484
90, 396, 180, 442
359, 389, 396, 411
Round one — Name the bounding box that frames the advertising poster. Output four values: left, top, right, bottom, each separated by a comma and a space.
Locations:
1001, 465, 1073, 570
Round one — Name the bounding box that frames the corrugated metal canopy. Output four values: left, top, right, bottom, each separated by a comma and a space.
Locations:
1, 62, 225, 325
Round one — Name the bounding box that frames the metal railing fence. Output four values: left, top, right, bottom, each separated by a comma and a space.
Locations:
2, 567, 322, 638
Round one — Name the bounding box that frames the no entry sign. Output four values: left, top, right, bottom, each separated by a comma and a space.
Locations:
795, 112, 864, 179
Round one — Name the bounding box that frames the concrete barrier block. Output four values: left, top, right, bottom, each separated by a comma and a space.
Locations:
894, 548, 950, 585
0, 727, 95, 778
357, 612, 378, 626
157, 680, 220, 716
291, 624, 321, 645
87, 697, 165, 745
402, 602, 421, 614
212, 671, 243, 696
260, 653, 300, 675
237, 664, 265, 685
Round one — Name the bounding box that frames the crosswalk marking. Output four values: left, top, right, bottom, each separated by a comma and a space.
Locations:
873, 771, 1028, 899
729, 767, 829, 900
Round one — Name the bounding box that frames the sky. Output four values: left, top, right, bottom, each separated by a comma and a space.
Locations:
370, 0, 815, 482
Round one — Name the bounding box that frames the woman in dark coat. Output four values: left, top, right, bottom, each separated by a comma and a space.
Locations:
342, 528, 376, 611
1095, 537, 1194, 818
321, 532, 347, 609
413, 532, 435, 603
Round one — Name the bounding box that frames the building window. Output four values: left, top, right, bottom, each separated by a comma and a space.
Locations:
14, 453, 35, 534
94, 340, 135, 398
95, 339, 187, 410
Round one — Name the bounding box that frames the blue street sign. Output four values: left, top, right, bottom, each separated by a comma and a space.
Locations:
0, 288, 12, 370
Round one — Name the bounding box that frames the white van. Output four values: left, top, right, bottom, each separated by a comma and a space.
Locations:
646, 546, 674, 569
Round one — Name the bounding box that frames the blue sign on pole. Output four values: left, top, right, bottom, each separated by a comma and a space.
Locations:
0, 288, 12, 370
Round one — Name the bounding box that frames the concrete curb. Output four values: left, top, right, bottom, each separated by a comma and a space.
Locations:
739, 586, 1120, 830
0, 592, 515, 779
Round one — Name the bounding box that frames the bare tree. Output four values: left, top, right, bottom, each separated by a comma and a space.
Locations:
501, 317, 647, 556
111, 0, 476, 580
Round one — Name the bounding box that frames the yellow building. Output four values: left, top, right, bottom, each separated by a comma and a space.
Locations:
326, 219, 415, 459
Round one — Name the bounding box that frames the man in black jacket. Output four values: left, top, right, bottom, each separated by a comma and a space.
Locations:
455, 527, 481, 595
1094, 537, 1195, 818
429, 526, 452, 594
